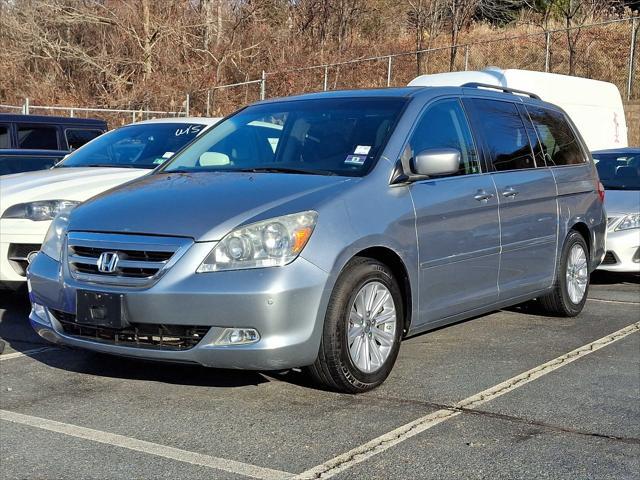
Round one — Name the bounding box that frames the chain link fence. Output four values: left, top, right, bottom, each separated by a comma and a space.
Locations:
0, 96, 190, 127
1, 17, 638, 129
191, 17, 638, 118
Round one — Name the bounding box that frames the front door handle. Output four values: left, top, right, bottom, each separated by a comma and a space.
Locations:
474, 190, 495, 202
502, 187, 519, 198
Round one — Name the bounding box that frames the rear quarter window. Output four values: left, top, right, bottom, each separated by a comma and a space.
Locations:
65, 128, 104, 150
526, 107, 585, 166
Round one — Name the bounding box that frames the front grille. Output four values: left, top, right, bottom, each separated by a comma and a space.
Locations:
7, 243, 41, 276
602, 251, 618, 265
51, 309, 209, 350
66, 232, 192, 287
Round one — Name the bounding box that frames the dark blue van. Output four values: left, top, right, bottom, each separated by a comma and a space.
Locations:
0, 114, 107, 175
0, 114, 107, 151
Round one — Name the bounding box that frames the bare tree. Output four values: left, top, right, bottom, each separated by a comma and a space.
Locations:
408, 0, 445, 74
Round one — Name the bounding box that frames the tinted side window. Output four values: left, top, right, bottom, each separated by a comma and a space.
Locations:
65, 129, 103, 150
0, 126, 10, 148
517, 104, 546, 168
408, 98, 480, 176
0, 155, 61, 175
527, 107, 585, 166
467, 99, 534, 172
17, 125, 59, 149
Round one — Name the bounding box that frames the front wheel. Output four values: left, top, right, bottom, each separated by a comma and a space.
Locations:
306, 258, 403, 393
538, 230, 590, 317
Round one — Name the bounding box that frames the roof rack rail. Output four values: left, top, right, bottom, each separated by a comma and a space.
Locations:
461, 82, 541, 100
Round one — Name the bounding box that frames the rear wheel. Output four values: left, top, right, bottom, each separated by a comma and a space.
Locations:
306, 258, 403, 393
538, 231, 589, 317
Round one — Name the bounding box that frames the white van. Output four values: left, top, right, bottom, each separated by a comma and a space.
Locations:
408, 68, 628, 151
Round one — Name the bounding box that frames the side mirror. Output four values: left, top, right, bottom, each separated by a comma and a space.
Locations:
412, 148, 461, 177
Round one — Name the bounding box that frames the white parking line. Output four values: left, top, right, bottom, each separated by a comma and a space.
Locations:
0, 347, 57, 362
0, 410, 293, 480
588, 297, 639, 305
295, 321, 640, 479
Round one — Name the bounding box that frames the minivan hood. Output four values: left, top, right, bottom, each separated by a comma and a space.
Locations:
0, 167, 148, 208
69, 172, 352, 241
604, 189, 640, 216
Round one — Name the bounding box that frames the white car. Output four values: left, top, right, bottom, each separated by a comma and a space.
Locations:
593, 148, 640, 273
0, 117, 220, 289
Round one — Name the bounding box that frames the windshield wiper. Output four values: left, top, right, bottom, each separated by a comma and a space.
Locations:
161, 169, 193, 174
59, 163, 145, 169
236, 167, 336, 176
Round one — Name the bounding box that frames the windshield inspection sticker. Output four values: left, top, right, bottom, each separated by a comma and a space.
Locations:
354, 145, 371, 155
345, 154, 367, 165
162, 152, 174, 159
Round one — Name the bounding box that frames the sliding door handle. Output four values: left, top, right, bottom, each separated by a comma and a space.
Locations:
474, 190, 495, 202
502, 187, 519, 198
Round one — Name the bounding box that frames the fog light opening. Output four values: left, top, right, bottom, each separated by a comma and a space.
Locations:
31, 302, 51, 327
215, 328, 260, 346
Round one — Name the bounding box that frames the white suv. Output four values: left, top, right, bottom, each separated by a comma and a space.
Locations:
0, 117, 219, 289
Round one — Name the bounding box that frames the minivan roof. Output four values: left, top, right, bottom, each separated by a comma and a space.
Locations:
256, 87, 426, 103
253, 85, 552, 107
0, 113, 106, 127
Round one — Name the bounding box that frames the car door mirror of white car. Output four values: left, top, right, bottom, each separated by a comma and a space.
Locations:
411, 148, 461, 177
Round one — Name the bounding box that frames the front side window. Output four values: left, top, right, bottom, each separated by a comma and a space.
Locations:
593, 152, 640, 191
65, 128, 104, 150
58, 123, 205, 169
527, 106, 585, 167
161, 98, 407, 177
17, 125, 59, 149
467, 99, 535, 172
0, 155, 61, 175
406, 98, 480, 177
0, 125, 10, 148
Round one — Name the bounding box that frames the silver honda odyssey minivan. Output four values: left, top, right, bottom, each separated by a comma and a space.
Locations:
27, 85, 606, 393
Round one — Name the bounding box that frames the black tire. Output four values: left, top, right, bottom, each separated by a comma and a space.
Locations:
538, 230, 590, 317
306, 257, 403, 393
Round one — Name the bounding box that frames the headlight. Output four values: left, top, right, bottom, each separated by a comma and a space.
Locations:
2, 200, 80, 221
40, 212, 71, 261
616, 214, 640, 231
197, 211, 318, 272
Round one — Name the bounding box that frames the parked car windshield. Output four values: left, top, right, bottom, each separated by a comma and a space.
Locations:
58, 123, 206, 169
593, 152, 640, 191
160, 97, 407, 177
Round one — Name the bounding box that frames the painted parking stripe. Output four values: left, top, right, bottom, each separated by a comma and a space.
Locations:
588, 298, 639, 305
0, 347, 57, 362
0, 409, 292, 480
295, 321, 640, 479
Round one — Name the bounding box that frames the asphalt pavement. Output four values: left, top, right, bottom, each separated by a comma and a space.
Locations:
0, 271, 638, 479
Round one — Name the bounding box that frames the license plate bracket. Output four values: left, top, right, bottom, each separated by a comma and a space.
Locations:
76, 291, 126, 328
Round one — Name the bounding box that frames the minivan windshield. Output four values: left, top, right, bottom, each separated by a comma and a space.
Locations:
58, 123, 206, 169
161, 98, 407, 177
593, 152, 640, 191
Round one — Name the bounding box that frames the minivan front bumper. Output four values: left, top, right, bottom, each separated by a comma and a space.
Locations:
27, 250, 331, 370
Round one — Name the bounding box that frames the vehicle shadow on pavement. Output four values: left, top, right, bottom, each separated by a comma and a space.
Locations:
590, 271, 639, 285
0, 288, 49, 355
0, 289, 273, 389
33, 349, 274, 389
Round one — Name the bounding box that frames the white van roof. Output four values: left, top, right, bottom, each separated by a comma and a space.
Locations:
409, 68, 628, 151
